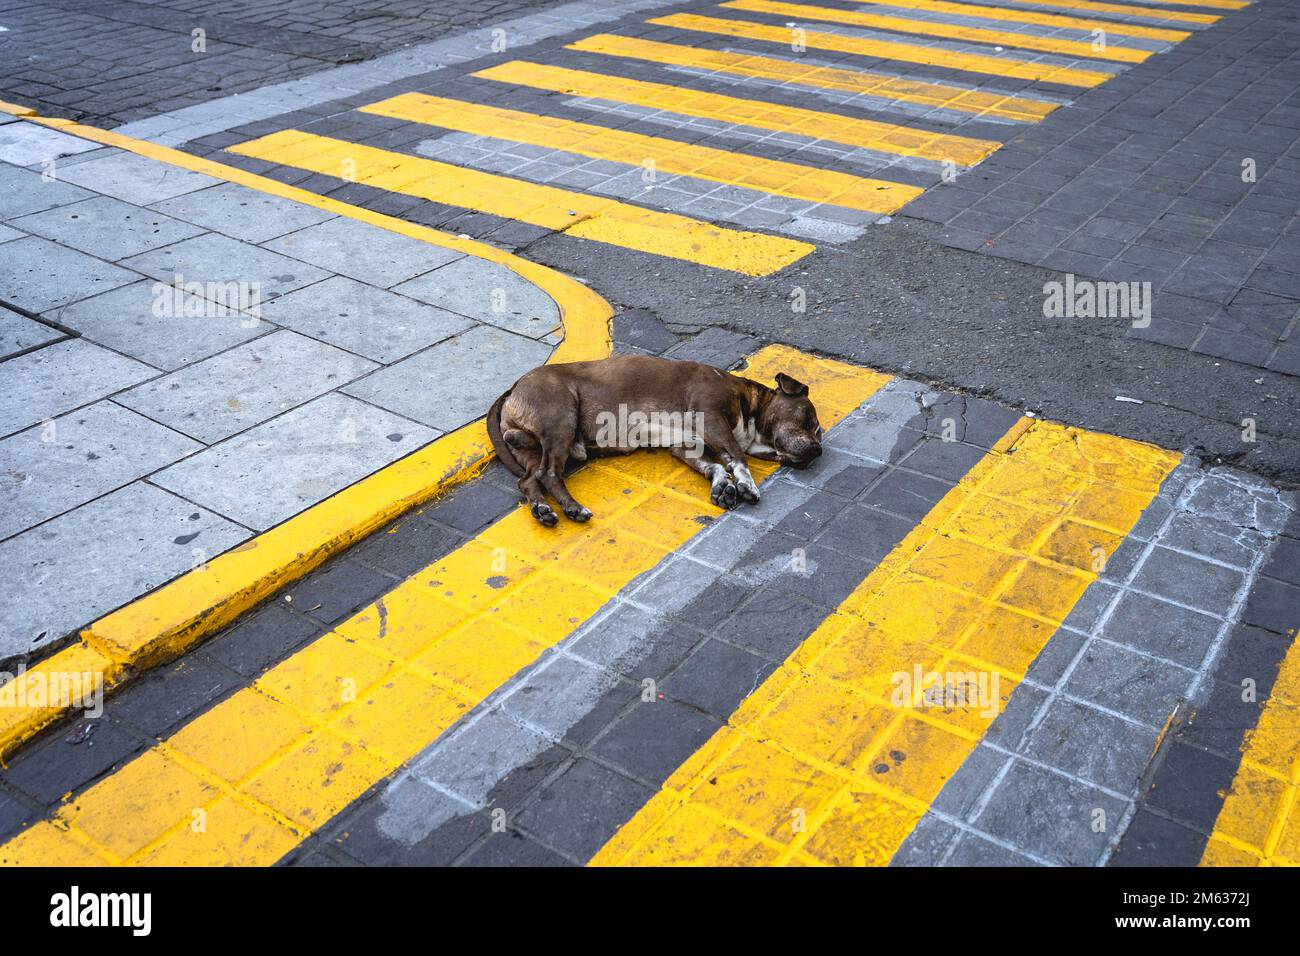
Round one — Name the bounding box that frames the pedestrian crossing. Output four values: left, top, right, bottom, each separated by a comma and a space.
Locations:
205, 0, 1237, 275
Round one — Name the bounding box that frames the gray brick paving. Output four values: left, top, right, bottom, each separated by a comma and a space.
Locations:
905, 0, 1300, 375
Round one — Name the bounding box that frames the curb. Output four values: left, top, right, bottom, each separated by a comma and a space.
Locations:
0, 100, 613, 761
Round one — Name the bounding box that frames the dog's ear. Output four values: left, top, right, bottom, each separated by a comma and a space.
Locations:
775, 372, 809, 397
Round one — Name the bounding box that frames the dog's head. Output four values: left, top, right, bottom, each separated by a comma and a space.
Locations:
762, 373, 823, 469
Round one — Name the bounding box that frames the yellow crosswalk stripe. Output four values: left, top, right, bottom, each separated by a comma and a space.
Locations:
978, 0, 1221, 24
0, 348, 890, 867
722, 0, 1154, 63
360, 94, 925, 214
227, 130, 813, 276
591, 420, 1180, 866
832, 0, 1191, 40
648, 13, 1115, 87
1200, 634, 1300, 866
567, 34, 1060, 122
472, 61, 1002, 166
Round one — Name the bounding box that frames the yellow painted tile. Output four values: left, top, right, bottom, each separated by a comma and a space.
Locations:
417, 539, 538, 611
852, 571, 987, 642
167, 690, 313, 785
1211, 761, 1290, 852
1016, 0, 1223, 23
243, 730, 392, 830
940, 492, 1049, 552
978, 459, 1083, 514
601, 804, 784, 866
822, 0, 1190, 41
1274, 803, 1300, 865
1010, 422, 1180, 489
0, 823, 111, 866
360, 94, 924, 214
752, 673, 896, 768
649, 14, 1114, 88
255, 631, 396, 722
999, 559, 1093, 624
801, 788, 924, 866
907, 534, 1021, 597
722, 0, 1152, 63
955, 605, 1056, 679
860, 713, 975, 803
1200, 837, 1261, 867
687, 735, 843, 844
1038, 518, 1124, 571
482, 571, 610, 636
229, 131, 813, 277
410, 618, 548, 698
134, 796, 300, 866
1240, 700, 1300, 779
333, 581, 473, 662
63, 750, 220, 860
473, 60, 1001, 165
327, 671, 471, 765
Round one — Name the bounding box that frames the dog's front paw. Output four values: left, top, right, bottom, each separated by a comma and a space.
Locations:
711, 480, 739, 510
564, 504, 593, 522
531, 501, 559, 527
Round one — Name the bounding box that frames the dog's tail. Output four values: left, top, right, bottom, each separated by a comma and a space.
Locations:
486, 388, 527, 479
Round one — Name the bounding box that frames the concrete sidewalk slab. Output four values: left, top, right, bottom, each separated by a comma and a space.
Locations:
0, 306, 61, 359
0, 166, 91, 220
392, 256, 562, 339
150, 393, 438, 531
10, 195, 206, 261
0, 339, 155, 437
0, 236, 138, 313
56, 151, 220, 206
341, 324, 551, 433
115, 329, 378, 444
148, 182, 335, 243
121, 232, 333, 300
264, 216, 465, 288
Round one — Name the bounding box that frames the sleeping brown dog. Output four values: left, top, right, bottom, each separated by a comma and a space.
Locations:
486, 354, 823, 526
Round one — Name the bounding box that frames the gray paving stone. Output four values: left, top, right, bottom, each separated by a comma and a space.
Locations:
0, 224, 23, 244
0, 481, 248, 661
121, 232, 332, 301
0, 122, 99, 168
47, 280, 271, 371
55, 150, 220, 206
0, 338, 155, 437
665, 326, 758, 369
499, 654, 624, 741
8, 196, 205, 261
1130, 546, 1244, 618
150, 392, 434, 530
0, 307, 61, 358
944, 833, 1040, 867
0, 236, 139, 314
116, 329, 376, 444
392, 258, 560, 339
263, 217, 463, 288
514, 757, 653, 860
149, 183, 336, 243
1100, 591, 1221, 670
972, 759, 1127, 866
342, 324, 550, 433
1022, 698, 1156, 793
1160, 512, 1267, 570
1065, 638, 1191, 728
0, 165, 93, 220
256, 275, 472, 363
0, 399, 201, 540
412, 709, 553, 804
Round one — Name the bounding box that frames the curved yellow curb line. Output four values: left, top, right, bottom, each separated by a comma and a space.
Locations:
0, 101, 612, 761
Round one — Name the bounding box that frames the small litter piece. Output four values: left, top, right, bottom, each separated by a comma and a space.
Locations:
1115, 396, 1144, 404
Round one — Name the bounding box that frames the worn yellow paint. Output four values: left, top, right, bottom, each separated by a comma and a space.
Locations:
648, 13, 1115, 87
721, 0, 1153, 63
0, 102, 613, 764
823, 0, 1191, 40
1023, 0, 1228, 20
1201, 630, 1300, 866
472, 61, 1002, 165
591, 421, 1180, 866
359, 94, 925, 214
566, 35, 1059, 122
229, 130, 812, 275
0, 347, 891, 866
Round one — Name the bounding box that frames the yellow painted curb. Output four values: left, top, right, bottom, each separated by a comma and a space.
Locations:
0, 100, 613, 762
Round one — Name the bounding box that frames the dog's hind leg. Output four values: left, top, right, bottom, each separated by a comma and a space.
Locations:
670, 445, 738, 510
511, 442, 560, 527
538, 436, 592, 522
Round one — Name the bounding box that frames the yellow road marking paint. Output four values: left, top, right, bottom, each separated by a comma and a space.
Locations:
566, 34, 1059, 122
649, 13, 1114, 87
0, 102, 614, 764
823, 0, 1191, 40
592, 420, 1180, 866
1201, 631, 1300, 866
472, 60, 1001, 165
359, 93, 925, 214
229, 130, 813, 276
987, 0, 1222, 22
721, 0, 1154, 63
0, 347, 890, 866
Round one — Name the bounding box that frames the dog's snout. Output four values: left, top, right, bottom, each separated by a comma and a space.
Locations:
791, 443, 822, 469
